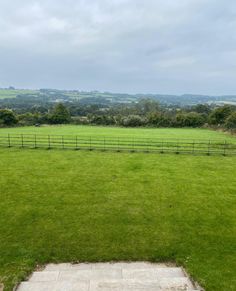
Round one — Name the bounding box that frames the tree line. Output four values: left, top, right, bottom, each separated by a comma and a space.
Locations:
0, 99, 236, 130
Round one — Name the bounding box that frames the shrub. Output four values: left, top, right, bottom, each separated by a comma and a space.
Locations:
225, 112, 236, 129
148, 112, 172, 127
18, 113, 42, 126
209, 105, 233, 125
121, 115, 147, 127
88, 114, 116, 125
175, 112, 206, 127
0, 109, 18, 126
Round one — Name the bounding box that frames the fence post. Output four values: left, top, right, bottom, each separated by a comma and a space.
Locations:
34, 134, 37, 149
103, 137, 106, 151
192, 141, 195, 154
223, 140, 227, 156
48, 135, 51, 149
90, 136, 92, 150
21, 134, 24, 148
117, 137, 120, 152
8, 134, 11, 147
176, 140, 179, 154
75, 136, 78, 150
207, 140, 210, 155
62, 135, 64, 149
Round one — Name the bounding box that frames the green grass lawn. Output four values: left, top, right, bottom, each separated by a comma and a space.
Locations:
0, 127, 236, 290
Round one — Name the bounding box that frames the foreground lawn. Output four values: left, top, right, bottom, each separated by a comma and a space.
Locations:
0, 125, 236, 142
0, 148, 236, 290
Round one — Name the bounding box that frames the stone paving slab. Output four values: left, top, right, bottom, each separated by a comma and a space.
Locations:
18, 280, 196, 291
16, 262, 201, 291
58, 269, 122, 281
90, 262, 169, 270
89, 278, 194, 291
45, 262, 170, 271
122, 268, 184, 279
45, 263, 93, 271
17, 281, 89, 291
29, 271, 59, 282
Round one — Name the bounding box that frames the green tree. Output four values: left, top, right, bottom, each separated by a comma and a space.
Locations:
49, 103, 71, 124
175, 112, 206, 127
136, 99, 160, 115
225, 112, 236, 129
148, 112, 172, 127
209, 105, 232, 125
18, 113, 43, 126
88, 114, 115, 125
192, 104, 211, 114
121, 115, 147, 127
0, 109, 18, 126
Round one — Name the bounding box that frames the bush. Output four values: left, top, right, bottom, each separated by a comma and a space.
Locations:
225, 112, 236, 129
88, 114, 116, 125
18, 113, 44, 126
175, 112, 206, 127
148, 112, 172, 127
121, 115, 147, 127
209, 105, 233, 125
71, 116, 89, 125
0, 109, 18, 126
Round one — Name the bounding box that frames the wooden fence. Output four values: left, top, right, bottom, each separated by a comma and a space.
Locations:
0, 133, 236, 155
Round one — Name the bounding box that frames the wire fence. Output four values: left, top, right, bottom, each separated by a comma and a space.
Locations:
0, 133, 236, 155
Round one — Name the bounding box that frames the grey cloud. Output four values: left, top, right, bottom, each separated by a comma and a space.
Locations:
0, 0, 235, 94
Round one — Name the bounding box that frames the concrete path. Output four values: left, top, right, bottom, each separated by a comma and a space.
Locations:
16, 262, 201, 291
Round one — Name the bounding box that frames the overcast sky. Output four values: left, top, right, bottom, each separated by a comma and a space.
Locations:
0, 0, 235, 94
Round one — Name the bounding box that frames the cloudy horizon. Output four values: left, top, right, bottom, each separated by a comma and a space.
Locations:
0, 0, 236, 95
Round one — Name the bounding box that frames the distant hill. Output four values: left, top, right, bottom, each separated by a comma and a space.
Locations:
0, 88, 236, 106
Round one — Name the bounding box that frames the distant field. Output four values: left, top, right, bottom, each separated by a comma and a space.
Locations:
0, 89, 135, 101
0, 89, 38, 99
0, 125, 235, 142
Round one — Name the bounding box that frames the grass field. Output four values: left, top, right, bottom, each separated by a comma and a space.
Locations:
0, 89, 38, 99
0, 125, 236, 142
1, 126, 236, 155
0, 126, 236, 290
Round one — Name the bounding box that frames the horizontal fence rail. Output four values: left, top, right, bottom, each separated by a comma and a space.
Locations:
0, 133, 236, 155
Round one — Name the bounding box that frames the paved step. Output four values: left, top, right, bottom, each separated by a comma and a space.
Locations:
122, 268, 185, 279
89, 278, 196, 290
29, 269, 122, 282
17, 279, 197, 291
44, 262, 170, 271
17, 281, 89, 291
29, 268, 185, 282
16, 262, 202, 291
